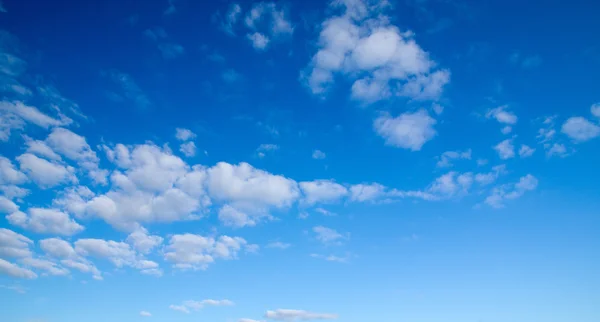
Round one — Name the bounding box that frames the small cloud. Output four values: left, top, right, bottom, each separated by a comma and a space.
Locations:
140, 311, 152, 317
222, 69, 242, 83
266, 241, 290, 249
494, 139, 515, 160
518, 144, 535, 158
175, 128, 196, 141
247, 32, 270, 51
561, 116, 600, 142
312, 150, 326, 160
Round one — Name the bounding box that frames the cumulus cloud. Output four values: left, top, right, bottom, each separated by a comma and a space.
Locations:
0, 258, 37, 279
179, 141, 197, 157
0, 228, 33, 258
175, 128, 196, 141
486, 105, 517, 125
0, 156, 27, 185
164, 233, 254, 270
518, 145, 535, 158
303, 0, 448, 103
265, 309, 338, 321
561, 116, 600, 142
6, 208, 84, 236
126, 227, 163, 254
374, 109, 436, 151
494, 139, 515, 160
0, 101, 71, 139
348, 183, 385, 202
591, 103, 600, 118
300, 180, 348, 205
16, 153, 77, 188
20, 257, 69, 276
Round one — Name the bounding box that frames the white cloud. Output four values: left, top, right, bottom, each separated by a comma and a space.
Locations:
0, 228, 33, 258
23, 136, 62, 161
494, 139, 515, 160
175, 128, 196, 141
312, 150, 326, 160
0, 101, 70, 130
310, 253, 351, 263
20, 257, 69, 276
207, 162, 299, 209
474, 165, 506, 186
303, 0, 448, 103
0, 156, 27, 185
39, 237, 77, 258
218, 204, 260, 228
485, 174, 538, 208
179, 141, 197, 157
518, 145, 535, 158
486, 105, 517, 125
374, 110, 436, 151
300, 180, 348, 205
546, 143, 567, 158
0, 196, 18, 213
247, 32, 270, 51
7, 208, 84, 236
561, 116, 600, 142
126, 227, 163, 254
501, 126, 512, 134
436, 149, 471, 168
74, 238, 138, 268
265, 309, 338, 321
169, 304, 190, 314
140, 311, 152, 317
426, 172, 473, 199
0, 258, 37, 279
164, 233, 252, 270
349, 183, 385, 202
313, 226, 346, 245
16, 153, 77, 188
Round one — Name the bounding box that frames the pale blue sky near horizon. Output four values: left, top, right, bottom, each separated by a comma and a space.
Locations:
1, 0, 599, 321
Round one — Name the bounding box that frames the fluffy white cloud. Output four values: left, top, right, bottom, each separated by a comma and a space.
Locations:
265, 309, 338, 321
7, 208, 84, 236
519, 145, 535, 158
0, 258, 37, 279
474, 165, 506, 186
0, 196, 18, 213
0, 101, 71, 135
426, 171, 473, 199
16, 153, 77, 188
207, 162, 299, 208
561, 116, 600, 142
20, 257, 69, 276
23, 136, 62, 161
247, 32, 270, 50
546, 143, 567, 158
374, 110, 436, 151
74, 238, 137, 268
0, 156, 27, 185
0, 228, 32, 258
164, 233, 253, 270
126, 227, 163, 254
486, 105, 517, 125
494, 139, 515, 160
218, 205, 267, 228
179, 141, 197, 157
300, 180, 348, 205
304, 0, 448, 103
175, 128, 196, 141
436, 149, 471, 168
485, 174, 538, 208
39, 237, 77, 258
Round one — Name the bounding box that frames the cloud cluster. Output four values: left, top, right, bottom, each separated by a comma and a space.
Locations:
304, 0, 449, 103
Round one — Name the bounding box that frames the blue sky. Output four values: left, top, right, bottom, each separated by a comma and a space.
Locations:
1, 0, 600, 321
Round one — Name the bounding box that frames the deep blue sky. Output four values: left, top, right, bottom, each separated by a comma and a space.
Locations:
1, 0, 600, 321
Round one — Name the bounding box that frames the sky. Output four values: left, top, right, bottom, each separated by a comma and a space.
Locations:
1, 0, 600, 321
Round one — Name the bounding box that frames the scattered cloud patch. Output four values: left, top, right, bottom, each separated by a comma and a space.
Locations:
374, 110, 437, 151
265, 309, 338, 321
312, 150, 326, 160
494, 139, 515, 160
436, 149, 471, 168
